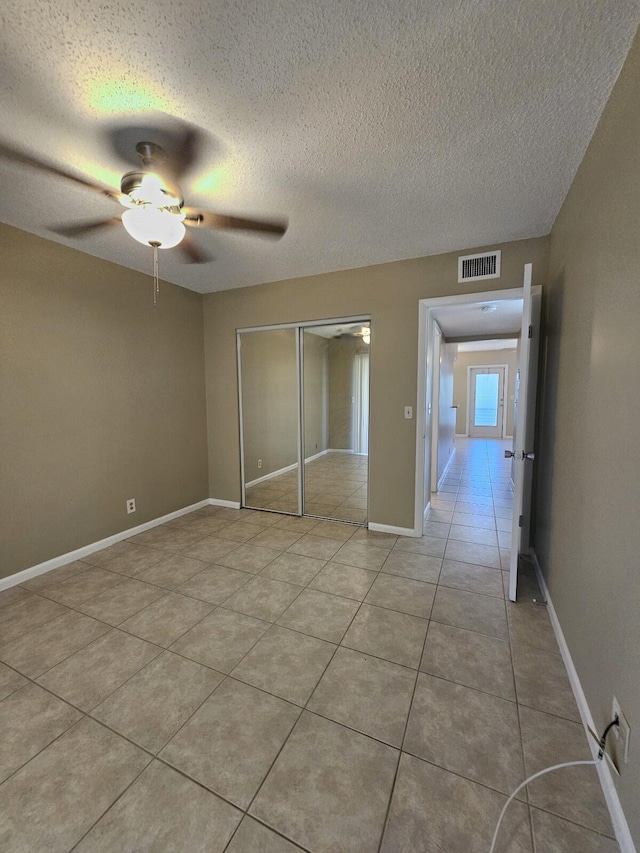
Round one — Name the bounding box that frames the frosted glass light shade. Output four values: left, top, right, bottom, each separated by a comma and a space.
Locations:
122, 206, 186, 248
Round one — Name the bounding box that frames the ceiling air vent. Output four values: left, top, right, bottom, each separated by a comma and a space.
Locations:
458, 250, 501, 283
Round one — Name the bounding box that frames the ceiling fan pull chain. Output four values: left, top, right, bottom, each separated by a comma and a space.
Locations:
150, 241, 160, 306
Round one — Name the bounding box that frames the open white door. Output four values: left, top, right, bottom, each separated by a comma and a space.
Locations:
509, 264, 542, 601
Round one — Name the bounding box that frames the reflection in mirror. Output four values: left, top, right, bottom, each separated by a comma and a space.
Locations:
303, 322, 369, 523
239, 328, 300, 514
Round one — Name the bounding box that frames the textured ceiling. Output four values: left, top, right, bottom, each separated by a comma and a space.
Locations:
0, 1, 638, 293
432, 298, 523, 337
458, 339, 518, 352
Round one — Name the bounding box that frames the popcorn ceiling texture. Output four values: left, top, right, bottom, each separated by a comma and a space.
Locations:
0, 0, 638, 292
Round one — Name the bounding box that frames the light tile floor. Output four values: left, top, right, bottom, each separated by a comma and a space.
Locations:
0, 439, 618, 851
246, 451, 368, 523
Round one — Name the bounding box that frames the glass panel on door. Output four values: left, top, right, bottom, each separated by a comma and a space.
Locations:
302, 322, 370, 523
469, 367, 505, 438
474, 372, 500, 427
239, 328, 300, 514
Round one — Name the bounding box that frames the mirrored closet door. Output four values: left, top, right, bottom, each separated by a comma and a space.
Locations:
302, 322, 369, 523
238, 319, 370, 523
238, 328, 300, 514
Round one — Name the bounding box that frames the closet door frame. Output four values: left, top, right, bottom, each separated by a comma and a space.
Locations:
237, 315, 371, 518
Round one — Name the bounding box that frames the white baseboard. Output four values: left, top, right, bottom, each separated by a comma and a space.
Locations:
368, 522, 419, 538
304, 449, 330, 464
531, 551, 635, 852
455, 433, 468, 438
0, 499, 211, 592
436, 450, 456, 491
208, 498, 241, 509
245, 462, 298, 489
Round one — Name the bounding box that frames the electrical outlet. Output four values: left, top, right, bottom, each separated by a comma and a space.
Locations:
257, 459, 262, 469
126, 498, 136, 514
612, 697, 631, 769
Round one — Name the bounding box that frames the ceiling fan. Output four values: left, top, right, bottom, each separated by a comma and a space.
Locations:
334, 324, 370, 344
0, 132, 288, 265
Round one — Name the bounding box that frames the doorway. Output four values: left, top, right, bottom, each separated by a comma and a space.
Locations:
469, 366, 506, 438
237, 318, 371, 525
415, 272, 542, 601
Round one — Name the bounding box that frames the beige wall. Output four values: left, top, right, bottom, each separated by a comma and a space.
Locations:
203, 236, 549, 529
328, 336, 368, 449
0, 223, 209, 579
535, 31, 640, 843
454, 349, 518, 436
240, 329, 298, 482
303, 332, 329, 458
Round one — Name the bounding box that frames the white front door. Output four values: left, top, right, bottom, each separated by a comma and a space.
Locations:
469, 367, 505, 438
509, 264, 542, 601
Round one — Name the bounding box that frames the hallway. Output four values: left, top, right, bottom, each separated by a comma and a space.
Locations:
0, 438, 617, 850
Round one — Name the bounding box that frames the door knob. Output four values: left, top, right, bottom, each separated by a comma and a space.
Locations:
504, 450, 515, 458
523, 452, 535, 461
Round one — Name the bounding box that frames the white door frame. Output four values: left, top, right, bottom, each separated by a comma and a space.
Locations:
466, 364, 509, 438
414, 287, 525, 536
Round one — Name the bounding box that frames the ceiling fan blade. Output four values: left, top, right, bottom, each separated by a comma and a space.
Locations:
183, 208, 287, 237
178, 233, 214, 264
0, 139, 120, 200
49, 217, 122, 238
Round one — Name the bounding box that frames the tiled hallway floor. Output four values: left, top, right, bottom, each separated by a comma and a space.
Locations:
0, 439, 617, 851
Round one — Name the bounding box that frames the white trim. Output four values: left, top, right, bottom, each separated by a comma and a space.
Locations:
296, 326, 304, 515
421, 286, 524, 311
455, 432, 468, 437
0, 499, 211, 592
414, 302, 430, 537
531, 552, 636, 853
368, 522, 419, 538
208, 498, 242, 509
436, 447, 456, 491
237, 332, 248, 508
245, 448, 350, 488
245, 461, 298, 488
237, 315, 371, 334
415, 287, 524, 542
304, 449, 330, 463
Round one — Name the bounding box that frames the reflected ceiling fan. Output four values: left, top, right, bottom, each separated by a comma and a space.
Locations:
335, 323, 370, 344
0, 129, 287, 297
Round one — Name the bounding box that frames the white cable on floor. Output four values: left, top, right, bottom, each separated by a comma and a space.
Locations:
488, 759, 597, 853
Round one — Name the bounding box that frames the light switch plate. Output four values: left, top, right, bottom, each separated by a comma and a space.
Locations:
404, 406, 413, 419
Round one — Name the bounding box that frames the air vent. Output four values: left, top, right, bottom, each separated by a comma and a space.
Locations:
458, 250, 501, 283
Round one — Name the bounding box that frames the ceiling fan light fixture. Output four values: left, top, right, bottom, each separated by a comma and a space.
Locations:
129, 172, 180, 208
122, 205, 186, 248
362, 331, 371, 344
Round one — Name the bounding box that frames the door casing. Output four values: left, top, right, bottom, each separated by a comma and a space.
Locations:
415, 284, 541, 538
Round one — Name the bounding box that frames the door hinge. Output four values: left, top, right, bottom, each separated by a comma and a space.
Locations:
528, 325, 533, 339
519, 515, 524, 527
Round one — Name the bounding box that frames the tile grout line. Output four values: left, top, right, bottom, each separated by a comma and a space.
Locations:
375, 589, 434, 852
3, 457, 597, 851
